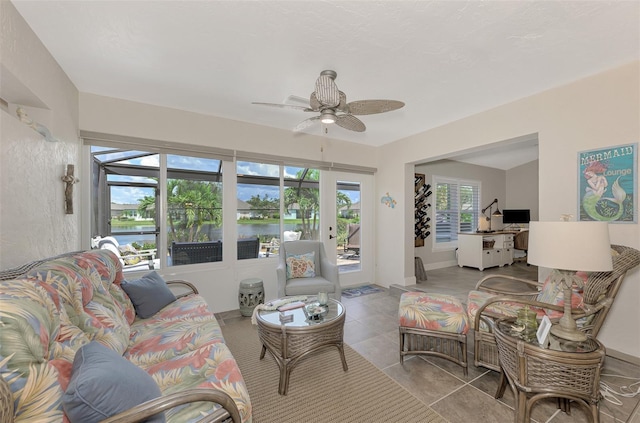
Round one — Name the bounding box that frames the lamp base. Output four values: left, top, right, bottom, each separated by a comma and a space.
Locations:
550, 323, 587, 342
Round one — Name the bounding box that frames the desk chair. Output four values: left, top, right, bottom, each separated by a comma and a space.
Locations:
514, 230, 529, 264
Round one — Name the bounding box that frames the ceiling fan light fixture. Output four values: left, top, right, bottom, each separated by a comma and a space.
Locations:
320, 110, 336, 124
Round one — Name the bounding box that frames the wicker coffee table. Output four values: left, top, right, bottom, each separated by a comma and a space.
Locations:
256, 298, 348, 395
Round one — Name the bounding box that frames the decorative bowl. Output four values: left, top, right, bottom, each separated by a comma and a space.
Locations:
305, 303, 328, 320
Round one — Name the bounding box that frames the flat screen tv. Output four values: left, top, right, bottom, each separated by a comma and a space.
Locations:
502, 209, 530, 224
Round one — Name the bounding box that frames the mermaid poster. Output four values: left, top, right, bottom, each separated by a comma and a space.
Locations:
578, 143, 637, 223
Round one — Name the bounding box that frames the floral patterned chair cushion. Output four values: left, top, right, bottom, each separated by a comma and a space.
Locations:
399, 292, 469, 334
467, 270, 591, 332
466, 290, 526, 332
536, 271, 588, 318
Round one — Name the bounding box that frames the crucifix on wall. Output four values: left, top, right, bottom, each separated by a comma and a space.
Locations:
61, 164, 79, 214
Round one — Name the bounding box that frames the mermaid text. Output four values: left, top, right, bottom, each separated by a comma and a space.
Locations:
580, 145, 634, 166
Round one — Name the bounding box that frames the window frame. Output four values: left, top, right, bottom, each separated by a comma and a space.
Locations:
89, 146, 227, 270
431, 175, 481, 251
83, 131, 376, 269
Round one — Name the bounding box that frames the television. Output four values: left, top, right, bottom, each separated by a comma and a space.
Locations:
501, 209, 530, 224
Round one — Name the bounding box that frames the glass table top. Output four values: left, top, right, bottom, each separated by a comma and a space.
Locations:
496, 318, 599, 353
257, 298, 344, 328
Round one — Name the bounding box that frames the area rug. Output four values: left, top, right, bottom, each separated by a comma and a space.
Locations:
341, 284, 385, 298
222, 319, 447, 423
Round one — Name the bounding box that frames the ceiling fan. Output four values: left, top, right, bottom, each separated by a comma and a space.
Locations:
252, 70, 404, 133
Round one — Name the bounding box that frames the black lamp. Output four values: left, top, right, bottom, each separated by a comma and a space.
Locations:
480, 198, 502, 231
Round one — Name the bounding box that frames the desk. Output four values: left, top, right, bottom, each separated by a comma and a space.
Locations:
494, 318, 605, 423
457, 232, 515, 270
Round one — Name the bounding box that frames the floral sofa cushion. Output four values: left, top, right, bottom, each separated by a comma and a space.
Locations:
0, 279, 67, 422
0, 250, 252, 423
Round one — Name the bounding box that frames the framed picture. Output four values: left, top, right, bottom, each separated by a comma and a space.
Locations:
537, 315, 552, 346
578, 143, 637, 223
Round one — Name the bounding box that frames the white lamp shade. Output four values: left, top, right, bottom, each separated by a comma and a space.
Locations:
528, 221, 613, 272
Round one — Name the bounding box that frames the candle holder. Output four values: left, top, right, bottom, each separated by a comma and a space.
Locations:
317, 291, 329, 306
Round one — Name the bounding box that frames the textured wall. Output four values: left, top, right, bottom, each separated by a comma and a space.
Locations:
0, 0, 80, 268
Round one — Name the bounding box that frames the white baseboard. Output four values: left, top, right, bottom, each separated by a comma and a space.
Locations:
607, 348, 640, 366
424, 260, 458, 271
405, 276, 417, 285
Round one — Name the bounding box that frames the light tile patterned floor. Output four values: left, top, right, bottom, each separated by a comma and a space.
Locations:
218, 262, 640, 423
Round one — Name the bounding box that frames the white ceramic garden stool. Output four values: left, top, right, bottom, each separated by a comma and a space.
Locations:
239, 278, 265, 317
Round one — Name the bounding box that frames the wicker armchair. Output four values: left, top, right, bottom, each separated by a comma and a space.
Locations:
471, 244, 640, 372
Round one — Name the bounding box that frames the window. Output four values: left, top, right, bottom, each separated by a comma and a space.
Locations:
236, 161, 321, 258
166, 154, 223, 266
284, 167, 320, 241
90, 146, 224, 270
433, 176, 480, 249
86, 132, 372, 268
236, 161, 280, 259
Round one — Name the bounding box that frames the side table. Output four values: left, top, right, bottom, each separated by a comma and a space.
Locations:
494, 318, 605, 423
238, 278, 264, 317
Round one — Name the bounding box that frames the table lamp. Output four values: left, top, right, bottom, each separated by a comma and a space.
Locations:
527, 221, 612, 342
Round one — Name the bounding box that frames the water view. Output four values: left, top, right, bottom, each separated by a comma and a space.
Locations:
112, 223, 304, 246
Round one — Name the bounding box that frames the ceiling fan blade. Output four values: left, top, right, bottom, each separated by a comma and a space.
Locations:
309, 92, 321, 111
293, 116, 321, 132
346, 99, 405, 115
315, 74, 340, 107
252, 102, 313, 112
336, 91, 348, 112
335, 114, 366, 132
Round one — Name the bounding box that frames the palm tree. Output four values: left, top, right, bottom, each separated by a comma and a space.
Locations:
138, 179, 222, 243
283, 169, 352, 240
284, 169, 320, 239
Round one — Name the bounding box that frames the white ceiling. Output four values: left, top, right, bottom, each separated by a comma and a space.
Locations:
10, 1, 640, 169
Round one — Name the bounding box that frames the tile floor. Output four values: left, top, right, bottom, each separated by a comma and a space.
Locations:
218, 262, 640, 423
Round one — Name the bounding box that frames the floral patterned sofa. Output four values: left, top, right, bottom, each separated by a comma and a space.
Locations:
0, 249, 252, 423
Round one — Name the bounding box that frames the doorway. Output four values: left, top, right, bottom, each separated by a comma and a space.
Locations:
322, 171, 374, 286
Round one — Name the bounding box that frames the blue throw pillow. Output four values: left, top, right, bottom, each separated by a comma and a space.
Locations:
63, 341, 165, 423
121, 271, 177, 319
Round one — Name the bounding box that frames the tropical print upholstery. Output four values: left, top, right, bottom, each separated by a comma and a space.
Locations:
467, 270, 592, 332
466, 290, 525, 332
398, 292, 469, 334
536, 271, 588, 318
0, 250, 252, 423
